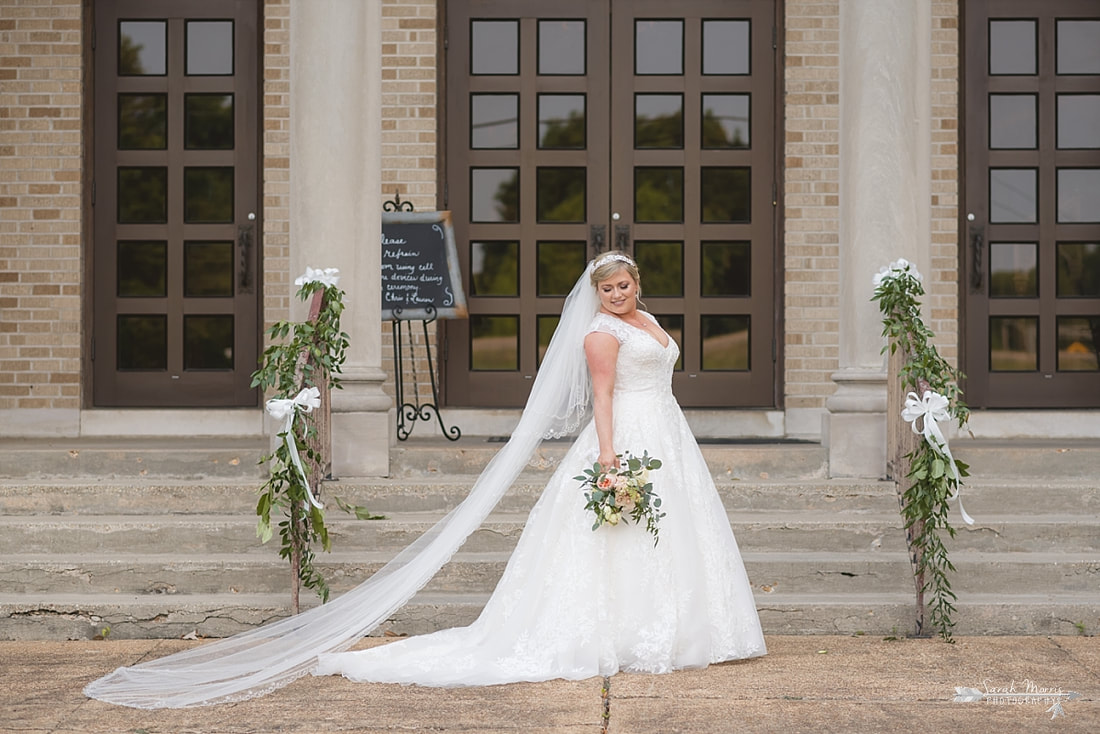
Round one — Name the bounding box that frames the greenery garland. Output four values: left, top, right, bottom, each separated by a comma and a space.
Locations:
872, 259, 970, 641
250, 272, 378, 605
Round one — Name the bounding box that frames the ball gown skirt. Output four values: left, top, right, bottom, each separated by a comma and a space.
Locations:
314, 313, 766, 686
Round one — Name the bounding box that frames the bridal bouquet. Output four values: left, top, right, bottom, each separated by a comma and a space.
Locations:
576, 450, 665, 544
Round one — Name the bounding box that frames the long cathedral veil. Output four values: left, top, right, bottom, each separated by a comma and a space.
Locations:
84, 261, 602, 709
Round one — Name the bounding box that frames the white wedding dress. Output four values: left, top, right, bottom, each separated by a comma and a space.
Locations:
314, 311, 766, 686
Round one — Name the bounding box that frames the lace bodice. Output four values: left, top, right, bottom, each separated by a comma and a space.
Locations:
586, 311, 679, 396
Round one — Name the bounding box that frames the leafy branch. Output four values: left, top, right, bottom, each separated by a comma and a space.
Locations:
250, 274, 380, 610
872, 259, 970, 642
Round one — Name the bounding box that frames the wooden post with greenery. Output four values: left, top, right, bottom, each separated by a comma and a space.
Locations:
251, 269, 379, 614
887, 341, 928, 636
284, 289, 331, 616
873, 259, 971, 641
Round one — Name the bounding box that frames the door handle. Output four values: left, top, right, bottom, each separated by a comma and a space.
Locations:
238, 212, 255, 293
614, 223, 631, 253
589, 224, 606, 259
969, 224, 984, 293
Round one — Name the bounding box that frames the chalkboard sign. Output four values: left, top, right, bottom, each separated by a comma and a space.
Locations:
381, 211, 467, 320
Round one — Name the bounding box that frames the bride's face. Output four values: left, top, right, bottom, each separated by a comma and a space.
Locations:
596, 267, 639, 316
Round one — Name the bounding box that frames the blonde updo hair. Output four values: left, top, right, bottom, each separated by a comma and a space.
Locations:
589, 250, 641, 290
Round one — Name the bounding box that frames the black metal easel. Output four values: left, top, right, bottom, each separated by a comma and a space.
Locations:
384, 193, 461, 441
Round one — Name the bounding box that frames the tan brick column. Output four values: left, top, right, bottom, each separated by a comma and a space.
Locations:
825, 0, 932, 477
290, 0, 391, 476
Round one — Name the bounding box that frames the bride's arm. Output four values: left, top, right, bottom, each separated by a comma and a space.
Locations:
584, 331, 620, 470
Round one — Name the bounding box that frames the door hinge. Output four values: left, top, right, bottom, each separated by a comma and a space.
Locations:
91, 25, 95, 50
90, 336, 95, 361
443, 24, 448, 50
443, 182, 448, 209
442, 336, 449, 363
91, 179, 95, 206
772, 337, 776, 363
771, 180, 777, 207
772, 24, 777, 50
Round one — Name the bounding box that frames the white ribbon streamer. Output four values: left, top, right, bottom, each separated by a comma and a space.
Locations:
265, 386, 324, 510
901, 390, 974, 525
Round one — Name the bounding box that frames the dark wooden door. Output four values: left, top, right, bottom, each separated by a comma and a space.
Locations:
963, 0, 1100, 407
93, 0, 259, 406
445, 0, 778, 408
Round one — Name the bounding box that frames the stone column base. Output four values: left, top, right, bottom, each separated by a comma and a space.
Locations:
823, 369, 887, 478
330, 369, 391, 477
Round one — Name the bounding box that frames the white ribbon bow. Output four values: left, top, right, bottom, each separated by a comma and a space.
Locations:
294, 267, 340, 288
265, 386, 324, 510
901, 390, 973, 525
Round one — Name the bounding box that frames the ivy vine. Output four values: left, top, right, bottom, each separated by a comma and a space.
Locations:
250, 272, 379, 607
872, 259, 970, 641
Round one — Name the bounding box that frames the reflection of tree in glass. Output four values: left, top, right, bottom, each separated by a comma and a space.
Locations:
538, 243, 586, 295
1057, 243, 1100, 297
537, 169, 585, 222
118, 242, 167, 297
635, 169, 683, 222
185, 316, 234, 369
118, 316, 167, 370
702, 168, 749, 223
990, 266, 1037, 297
492, 171, 519, 222
185, 243, 234, 296
472, 242, 517, 296
119, 95, 167, 149
186, 95, 234, 149
702, 108, 747, 148
636, 109, 683, 148
118, 168, 167, 223
634, 243, 682, 296
119, 34, 145, 74
185, 168, 234, 223
540, 109, 585, 148
702, 243, 750, 296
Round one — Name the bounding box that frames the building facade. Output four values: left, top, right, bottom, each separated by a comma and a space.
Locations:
1, 0, 1097, 478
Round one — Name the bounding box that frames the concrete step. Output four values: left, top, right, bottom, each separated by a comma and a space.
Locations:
2, 477, 1095, 515
3, 512, 1098, 555
389, 438, 829, 481
0, 437, 269, 481
4, 550, 1096, 597
0, 590, 1095, 641
952, 439, 1100, 481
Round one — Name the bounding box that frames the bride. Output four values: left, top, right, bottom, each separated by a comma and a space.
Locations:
85, 251, 765, 708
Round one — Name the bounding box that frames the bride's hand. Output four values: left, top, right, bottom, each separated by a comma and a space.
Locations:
598, 450, 619, 471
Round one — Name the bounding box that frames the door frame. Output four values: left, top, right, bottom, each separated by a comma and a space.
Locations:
960, 0, 1100, 408
87, 0, 264, 408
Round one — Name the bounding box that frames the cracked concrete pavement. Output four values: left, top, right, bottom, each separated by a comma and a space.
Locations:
1, 635, 1097, 733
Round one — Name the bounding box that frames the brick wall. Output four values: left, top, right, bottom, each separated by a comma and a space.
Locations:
262, 0, 291, 332
0, 0, 83, 410
782, 0, 841, 412
929, 1, 960, 365
380, 0, 439, 404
